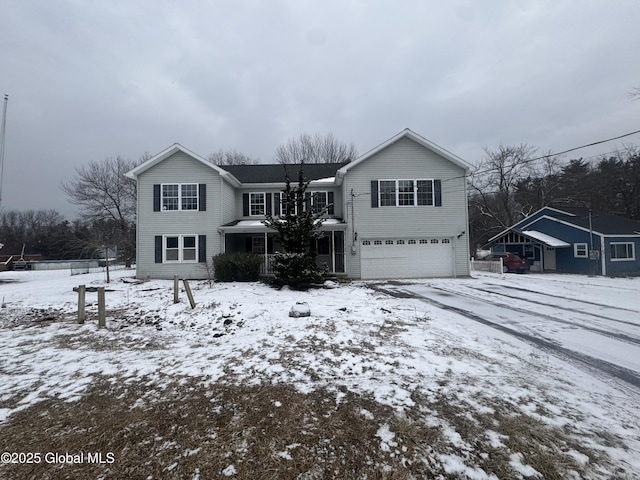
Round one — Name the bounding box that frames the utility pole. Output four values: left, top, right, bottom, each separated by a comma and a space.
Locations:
0, 94, 8, 209
588, 208, 598, 276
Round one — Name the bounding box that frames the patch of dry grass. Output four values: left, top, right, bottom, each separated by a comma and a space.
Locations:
0, 374, 628, 480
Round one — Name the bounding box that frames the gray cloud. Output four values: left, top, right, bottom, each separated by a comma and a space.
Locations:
1, 0, 638, 219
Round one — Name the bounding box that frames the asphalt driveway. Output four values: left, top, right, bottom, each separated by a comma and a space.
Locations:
371, 276, 640, 392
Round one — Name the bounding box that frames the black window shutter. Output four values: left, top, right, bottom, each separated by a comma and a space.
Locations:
153, 184, 161, 211
198, 235, 206, 262
154, 236, 163, 263
434, 180, 442, 207
266, 193, 272, 215
243, 193, 249, 216
371, 181, 379, 208
274, 193, 280, 216
327, 191, 334, 215
245, 237, 252, 252
199, 184, 206, 211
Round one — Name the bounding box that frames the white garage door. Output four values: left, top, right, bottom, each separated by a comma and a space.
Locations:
360, 238, 453, 279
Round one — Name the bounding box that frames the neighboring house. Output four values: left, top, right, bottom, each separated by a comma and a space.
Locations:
485, 206, 640, 276
125, 128, 471, 280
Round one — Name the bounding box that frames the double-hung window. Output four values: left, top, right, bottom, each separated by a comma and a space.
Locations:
610, 242, 635, 261
250, 193, 265, 216
416, 180, 434, 206
398, 180, 414, 206
164, 235, 198, 262
311, 191, 328, 213
574, 243, 588, 258
377, 179, 435, 207
379, 180, 397, 206
162, 183, 198, 211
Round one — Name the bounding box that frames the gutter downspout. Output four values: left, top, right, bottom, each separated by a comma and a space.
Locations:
220, 176, 225, 255
600, 234, 606, 276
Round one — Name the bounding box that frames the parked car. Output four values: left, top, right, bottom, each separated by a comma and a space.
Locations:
490, 252, 530, 273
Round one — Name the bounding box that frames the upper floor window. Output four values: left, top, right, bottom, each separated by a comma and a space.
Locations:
162, 183, 198, 211
250, 193, 265, 216
374, 179, 437, 207
278, 190, 332, 215
311, 191, 328, 213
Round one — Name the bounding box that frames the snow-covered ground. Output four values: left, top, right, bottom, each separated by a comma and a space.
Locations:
1, 268, 639, 478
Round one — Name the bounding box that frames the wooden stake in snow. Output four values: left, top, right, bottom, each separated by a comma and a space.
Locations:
183, 279, 196, 309
77, 285, 86, 324
97, 287, 106, 327
174, 275, 179, 304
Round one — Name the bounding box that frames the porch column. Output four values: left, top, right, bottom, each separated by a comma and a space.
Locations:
264, 231, 268, 273
331, 231, 335, 273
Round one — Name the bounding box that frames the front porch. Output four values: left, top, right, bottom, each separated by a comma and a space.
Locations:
219, 221, 346, 275
487, 229, 571, 272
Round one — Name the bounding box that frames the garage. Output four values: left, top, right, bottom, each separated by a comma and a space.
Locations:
360, 238, 454, 279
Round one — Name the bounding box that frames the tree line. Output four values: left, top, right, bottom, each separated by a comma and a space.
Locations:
469, 145, 640, 249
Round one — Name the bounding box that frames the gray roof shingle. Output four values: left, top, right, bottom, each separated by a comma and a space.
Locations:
221, 163, 348, 184
547, 207, 640, 235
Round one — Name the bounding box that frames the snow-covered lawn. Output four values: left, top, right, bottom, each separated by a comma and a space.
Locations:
1, 268, 639, 479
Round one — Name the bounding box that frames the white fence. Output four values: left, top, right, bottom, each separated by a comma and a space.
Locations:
470, 258, 504, 274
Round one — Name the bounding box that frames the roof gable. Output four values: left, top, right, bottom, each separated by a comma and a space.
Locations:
338, 128, 471, 176
125, 143, 236, 183
489, 206, 640, 243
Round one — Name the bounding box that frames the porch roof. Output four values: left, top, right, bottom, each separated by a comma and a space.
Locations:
521, 230, 571, 248
218, 218, 347, 233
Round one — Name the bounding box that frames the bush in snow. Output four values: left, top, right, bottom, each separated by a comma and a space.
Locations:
212, 253, 264, 282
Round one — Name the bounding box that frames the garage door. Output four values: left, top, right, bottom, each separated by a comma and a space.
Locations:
360, 238, 453, 279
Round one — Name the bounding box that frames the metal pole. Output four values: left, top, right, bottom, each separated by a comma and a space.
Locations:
0, 94, 8, 208
588, 208, 596, 275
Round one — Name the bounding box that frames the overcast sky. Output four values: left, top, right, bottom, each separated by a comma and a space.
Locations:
1, 0, 639, 219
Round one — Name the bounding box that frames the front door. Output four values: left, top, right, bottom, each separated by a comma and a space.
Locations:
544, 247, 556, 270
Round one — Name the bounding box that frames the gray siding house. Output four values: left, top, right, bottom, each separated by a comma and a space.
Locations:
126, 129, 471, 280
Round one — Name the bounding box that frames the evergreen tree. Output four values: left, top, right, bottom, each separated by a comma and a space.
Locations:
263, 165, 328, 289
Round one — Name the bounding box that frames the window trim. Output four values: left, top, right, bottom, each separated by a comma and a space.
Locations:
249, 192, 266, 216
377, 179, 435, 207
251, 236, 266, 254
574, 243, 588, 258
163, 234, 199, 263
161, 183, 199, 211
610, 242, 635, 261
310, 191, 328, 213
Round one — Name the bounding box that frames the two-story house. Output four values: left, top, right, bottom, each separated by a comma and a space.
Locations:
125, 128, 471, 280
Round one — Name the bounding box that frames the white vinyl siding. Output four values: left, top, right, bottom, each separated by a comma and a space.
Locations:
136, 151, 222, 279
343, 136, 470, 279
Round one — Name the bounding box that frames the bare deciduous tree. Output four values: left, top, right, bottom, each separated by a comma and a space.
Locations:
469, 144, 538, 230
274, 133, 357, 164
208, 149, 258, 165
61, 155, 139, 269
